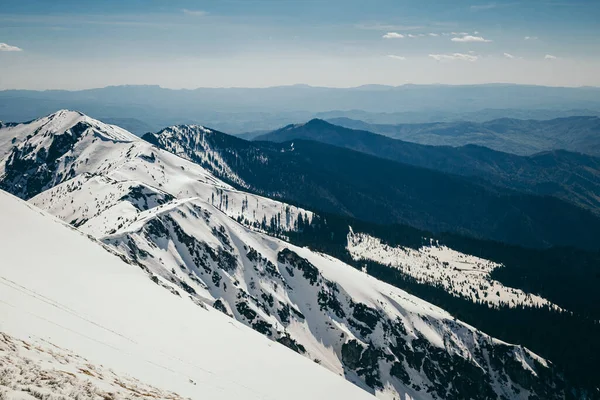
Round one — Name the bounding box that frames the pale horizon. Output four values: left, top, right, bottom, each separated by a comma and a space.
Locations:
3, 81, 600, 92
2, 0, 600, 90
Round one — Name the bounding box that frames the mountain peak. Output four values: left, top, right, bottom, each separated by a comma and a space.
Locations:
48, 109, 84, 119
304, 118, 332, 127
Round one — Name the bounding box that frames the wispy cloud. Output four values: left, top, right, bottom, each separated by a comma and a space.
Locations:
0, 43, 22, 52
357, 23, 423, 31
524, 36, 538, 40
384, 31, 444, 39
429, 53, 478, 62
451, 35, 492, 43
387, 55, 406, 60
470, 3, 497, 10
383, 32, 405, 39
503, 53, 515, 59
182, 9, 207, 17
544, 54, 557, 60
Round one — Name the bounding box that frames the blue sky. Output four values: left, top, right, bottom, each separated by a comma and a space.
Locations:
1, 0, 599, 89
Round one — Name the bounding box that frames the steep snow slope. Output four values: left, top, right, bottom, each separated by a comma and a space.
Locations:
0, 111, 572, 400
348, 231, 558, 309
0, 190, 374, 400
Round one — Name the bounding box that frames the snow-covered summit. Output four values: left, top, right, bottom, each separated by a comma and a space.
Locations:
0, 109, 137, 156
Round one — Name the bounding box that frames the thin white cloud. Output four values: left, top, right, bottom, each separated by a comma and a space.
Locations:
0, 43, 22, 51
524, 36, 538, 40
384, 32, 439, 39
387, 55, 406, 60
471, 3, 497, 10
503, 52, 515, 59
429, 53, 478, 62
182, 9, 207, 16
544, 54, 557, 60
451, 35, 492, 43
383, 32, 404, 39
356, 23, 423, 31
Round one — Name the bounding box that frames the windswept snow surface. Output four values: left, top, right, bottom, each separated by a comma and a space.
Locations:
0, 331, 186, 400
0, 190, 374, 400
347, 230, 557, 309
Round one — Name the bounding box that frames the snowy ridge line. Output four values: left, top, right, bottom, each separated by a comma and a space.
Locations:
347, 230, 560, 310
102, 196, 203, 237
0, 110, 137, 158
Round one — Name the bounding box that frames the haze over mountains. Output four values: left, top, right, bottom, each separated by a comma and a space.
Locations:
327, 116, 600, 156
1, 84, 600, 134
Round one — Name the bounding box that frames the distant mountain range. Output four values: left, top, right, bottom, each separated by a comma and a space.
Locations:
326, 116, 600, 156
1, 84, 599, 134
316, 108, 600, 126
255, 119, 600, 214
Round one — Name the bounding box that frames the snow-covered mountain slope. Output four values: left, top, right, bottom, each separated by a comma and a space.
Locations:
1, 110, 311, 234
0, 111, 573, 399
0, 190, 374, 400
96, 194, 570, 400
347, 231, 558, 309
